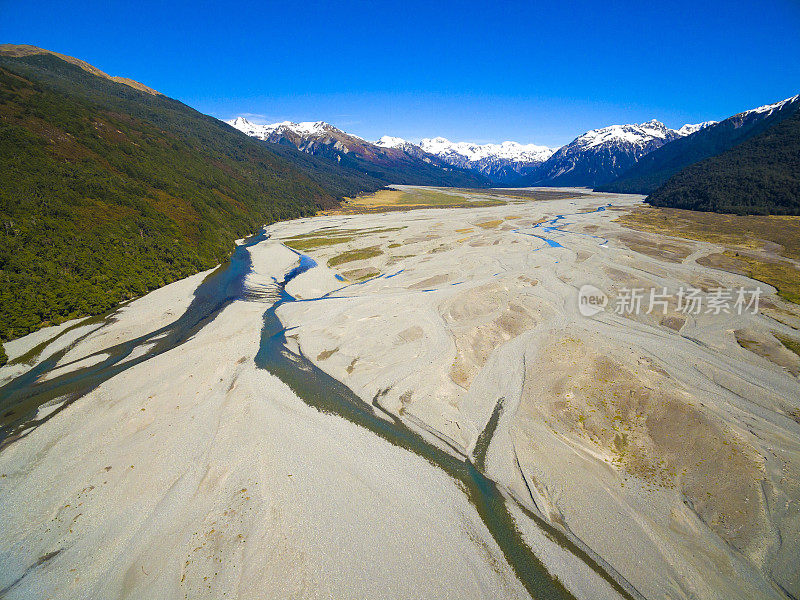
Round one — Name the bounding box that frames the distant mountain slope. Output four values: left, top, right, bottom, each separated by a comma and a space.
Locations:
517, 119, 712, 188
598, 95, 799, 194
647, 107, 800, 214
415, 137, 554, 183
228, 118, 491, 188
0, 47, 341, 341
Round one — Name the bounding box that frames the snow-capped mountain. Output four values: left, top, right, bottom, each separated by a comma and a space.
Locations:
599, 93, 800, 194
374, 135, 430, 159
416, 137, 555, 183
677, 121, 717, 136
227, 117, 491, 188
522, 119, 711, 188
227, 117, 368, 155
739, 93, 800, 118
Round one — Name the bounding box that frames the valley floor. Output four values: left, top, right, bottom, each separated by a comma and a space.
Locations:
1, 187, 799, 600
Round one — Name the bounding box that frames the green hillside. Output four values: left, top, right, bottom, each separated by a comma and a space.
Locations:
647, 108, 800, 214
0, 49, 340, 341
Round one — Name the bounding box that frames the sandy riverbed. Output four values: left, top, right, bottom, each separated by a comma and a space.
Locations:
1, 188, 798, 600
271, 188, 800, 600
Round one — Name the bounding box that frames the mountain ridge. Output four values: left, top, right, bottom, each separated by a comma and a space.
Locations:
0, 44, 161, 95
227, 117, 492, 188
516, 119, 714, 188
598, 94, 800, 195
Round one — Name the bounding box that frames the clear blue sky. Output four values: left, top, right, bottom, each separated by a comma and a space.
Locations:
2, 0, 799, 147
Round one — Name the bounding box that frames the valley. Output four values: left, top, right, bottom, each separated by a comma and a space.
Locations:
0, 37, 798, 600
2, 187, 798, 600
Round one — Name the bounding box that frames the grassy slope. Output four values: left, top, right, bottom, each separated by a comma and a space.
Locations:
647, 108, 800, 215
0, 53, 336, 340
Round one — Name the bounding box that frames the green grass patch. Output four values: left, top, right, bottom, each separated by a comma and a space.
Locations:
328, 246, 383, 267
776, 333, 800, 359
283, 236, 354, 251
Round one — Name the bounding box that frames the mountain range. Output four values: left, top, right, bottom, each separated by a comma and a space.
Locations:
226, 118, 490, 188
408, 137, 553, 183
229, 117, 714, 188
515, 119, 715, 188
645, 98, 800, 214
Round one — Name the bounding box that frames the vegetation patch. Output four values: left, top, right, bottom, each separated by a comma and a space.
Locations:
775, 333, 800, 360
316, 347, 339, 361
325, 187, 506, 214
618, 206, 800, 304
282, 226, 406, 252
735, 329, 800, 376
722, 252, 800, 305
342, 267, 380, 281
617, 206, 800, 258
283, 236, 354, 251
327, 246, 383, 267
449, 188, 589, 201
476, 220, 503, 229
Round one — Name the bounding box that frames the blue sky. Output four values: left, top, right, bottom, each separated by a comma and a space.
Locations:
2, 0, 799, 147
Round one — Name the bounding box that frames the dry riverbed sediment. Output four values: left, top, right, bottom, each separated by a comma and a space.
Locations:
1, 187, 799, 600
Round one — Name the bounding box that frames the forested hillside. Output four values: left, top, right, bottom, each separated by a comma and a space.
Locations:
647, 107, 800, 214
0, 48, 343, 341
263, 141, 386, 199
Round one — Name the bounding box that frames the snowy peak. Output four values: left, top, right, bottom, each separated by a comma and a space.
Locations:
677, 121, 717, 136
573, 120, 680, 150
418, 137, 555, 164
375, 135, 409, 149
227, 117, 340, 140
227, 116, 263, 136
739, 93, 800, 119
